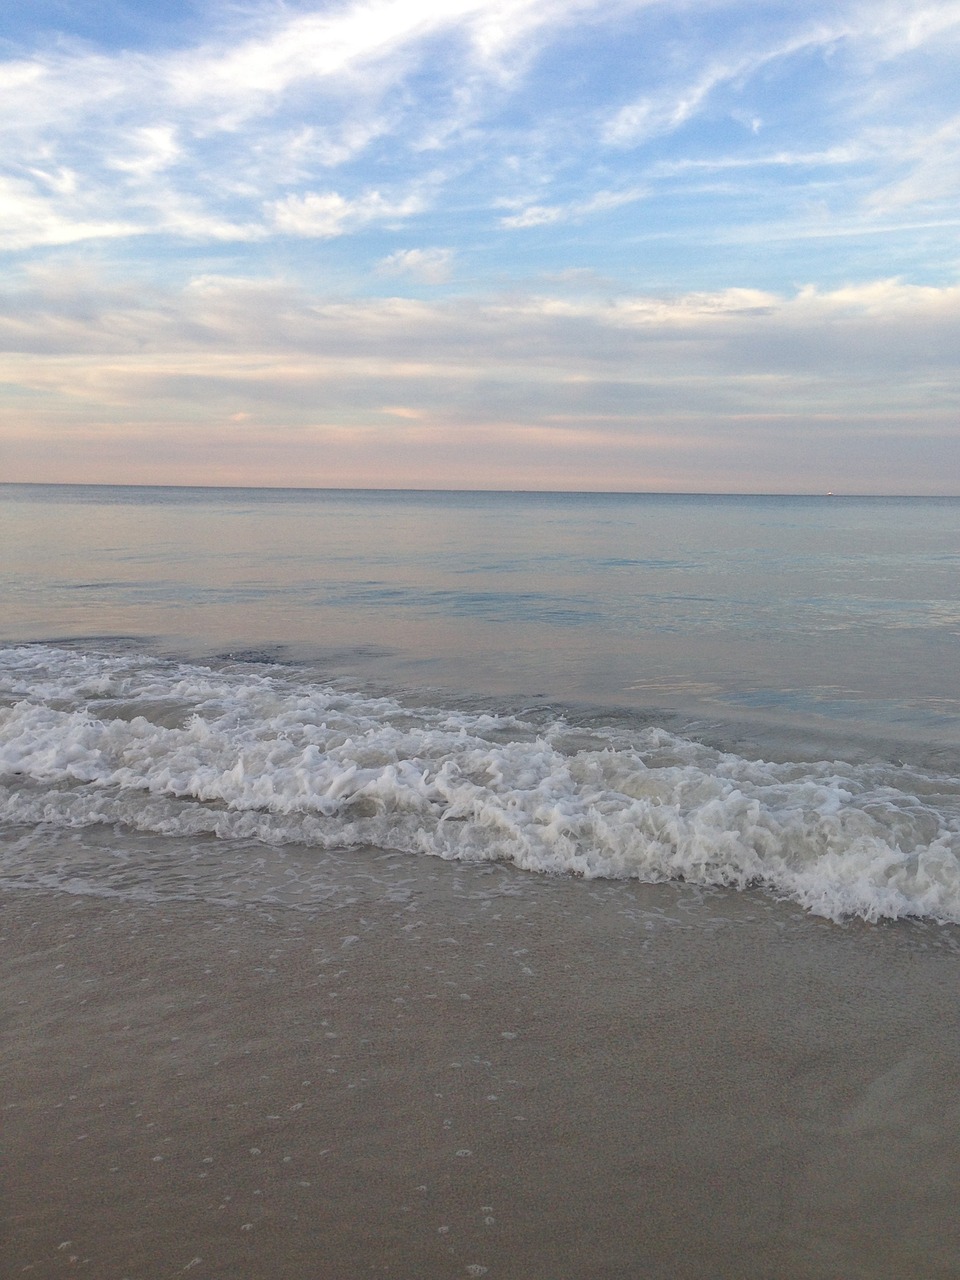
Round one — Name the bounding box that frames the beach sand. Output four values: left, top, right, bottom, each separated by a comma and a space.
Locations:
3, 858, 960, 1280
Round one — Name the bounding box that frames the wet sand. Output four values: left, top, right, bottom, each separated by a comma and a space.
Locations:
3, 863, 960, 1280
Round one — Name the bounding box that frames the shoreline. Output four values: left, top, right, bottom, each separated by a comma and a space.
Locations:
3, 864, 960, 1279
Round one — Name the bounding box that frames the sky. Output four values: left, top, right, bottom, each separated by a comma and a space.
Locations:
1, 0, 959, 492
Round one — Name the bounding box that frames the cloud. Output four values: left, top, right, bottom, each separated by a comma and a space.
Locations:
269, 189, 424, 237
107, 125, 181, 178
1, 1, 615, 250
864, 115, 960, 211
602, 66, 734, 149
168, 0, 556, 107
1, 1, 959, 492
649, 145, 864, 177
0, 59, 46, 93
862, 0, 960, 59
2, 269, 958, 489
4, 266, 958, 362
0, 175, 140, 251
596, 3, 960, 227
600, 19, 857, 149
380, 404, 426, 418
499, 203, 563, 228
376, 247, 454, 282
499, 187, 645, 228
1, 0, 959, 257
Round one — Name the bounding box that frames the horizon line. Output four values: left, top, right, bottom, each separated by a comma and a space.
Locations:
1, 481, 958, 499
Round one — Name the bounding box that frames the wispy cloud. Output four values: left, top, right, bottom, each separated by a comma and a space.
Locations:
600, 21, 854, 149
864, 115, 960, 211
0, 175, 140, 251
0, 0, 644, 247
1, 0, 959, 255
1, 1, 959, 488
376, 247, 455, 282
499, 187, 645, 228
270, 189, 424, 238
648, 146, 865, 177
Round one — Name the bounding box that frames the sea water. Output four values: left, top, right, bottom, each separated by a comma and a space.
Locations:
2, 484, 959, 925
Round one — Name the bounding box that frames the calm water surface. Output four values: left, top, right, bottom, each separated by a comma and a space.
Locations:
3, 484, 959, 754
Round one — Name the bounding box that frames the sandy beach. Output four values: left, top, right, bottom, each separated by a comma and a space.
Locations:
4, 856, 960, 1280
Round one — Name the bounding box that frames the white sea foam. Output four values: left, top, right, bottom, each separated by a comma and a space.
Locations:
2, 645, 959, 924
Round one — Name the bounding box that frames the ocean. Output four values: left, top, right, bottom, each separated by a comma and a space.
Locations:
6, 483, 960, 1279
2, 483, 959, 927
